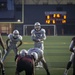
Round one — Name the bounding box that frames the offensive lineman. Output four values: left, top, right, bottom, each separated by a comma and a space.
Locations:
64, 37, 75, 75
1, 30, 22, 62
28, 48, 50, 75
31, 22, 46, 67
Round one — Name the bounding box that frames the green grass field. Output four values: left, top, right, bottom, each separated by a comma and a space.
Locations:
0, 36, 74, 75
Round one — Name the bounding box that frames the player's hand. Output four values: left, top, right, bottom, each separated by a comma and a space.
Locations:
37, 39, 41, 42
33, 39, 41, 42
35, 39, 42, 42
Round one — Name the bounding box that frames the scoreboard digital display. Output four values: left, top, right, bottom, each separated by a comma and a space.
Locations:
45, 11, 67, 24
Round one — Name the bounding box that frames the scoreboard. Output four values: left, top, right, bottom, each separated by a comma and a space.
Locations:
45, 11, 67, 24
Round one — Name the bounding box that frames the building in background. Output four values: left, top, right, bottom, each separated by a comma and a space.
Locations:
0, 0, 75, 35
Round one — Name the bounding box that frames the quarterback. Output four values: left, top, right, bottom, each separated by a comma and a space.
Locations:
31, 22, 46, 50
2, 30, 23, 62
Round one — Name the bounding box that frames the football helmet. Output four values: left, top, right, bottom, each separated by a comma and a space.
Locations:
13, 30, 19, 38
31, 52, 38, 61
34, 22, 41, 31
20, 49, 28, 57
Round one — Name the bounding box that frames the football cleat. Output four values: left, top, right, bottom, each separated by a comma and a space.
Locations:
64, 69, 68, 75
36, 62, 43, 68
2, 69, 5, 75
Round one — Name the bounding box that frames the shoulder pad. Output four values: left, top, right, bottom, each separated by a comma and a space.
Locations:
19, 35, 23, 40
8, 33, 13, 39
31, 29, 35, 34
41, 28, 46, 33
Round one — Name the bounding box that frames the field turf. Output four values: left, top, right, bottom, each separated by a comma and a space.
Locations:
0, 36, 74, 75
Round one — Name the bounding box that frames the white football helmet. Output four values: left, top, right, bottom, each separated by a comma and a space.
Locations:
20, 49, 28, 57
34, 22, 41, 31
13, 30, 19, 38
31, 52, 38, 61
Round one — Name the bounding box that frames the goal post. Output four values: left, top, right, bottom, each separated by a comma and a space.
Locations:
23, 25, 57, 36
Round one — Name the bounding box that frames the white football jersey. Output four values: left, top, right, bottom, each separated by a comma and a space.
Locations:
8, 33, 22, 45
28, 48, 43, 59
31, 28, 46, 41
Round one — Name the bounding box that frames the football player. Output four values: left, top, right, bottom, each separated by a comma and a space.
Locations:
0, 34, 5, 54
28, 48, 50, 75
0, 34, 5, 75
2, 30, 23, 62
31, 22, 46, 50
31, 22, 46, 67
15, 49, 36, 75
73, 51, 75, 75
0, 50, 5, 75
64, 37, 75, 75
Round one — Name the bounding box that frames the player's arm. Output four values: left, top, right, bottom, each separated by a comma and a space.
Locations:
31, 57, 35, 75
31, 29, 39, 42
32, 38, 41, 42
32, 61, 35, 75
6, 39, 10, 49
40, 29, 46, 41
38, 34, 46, 42
37, 29, 46, 42
6, 34, 12, 50
17, 40, 22, 48
15, 54, 19, 62
0, 34, 5, 50
42, 33, 46, 41
69, 40, 75, 52
17, 36, 23, 48
32, 37, 42, 42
